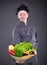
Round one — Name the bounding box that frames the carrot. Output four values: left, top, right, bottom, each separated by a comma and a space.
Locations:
21, 54, 35, 59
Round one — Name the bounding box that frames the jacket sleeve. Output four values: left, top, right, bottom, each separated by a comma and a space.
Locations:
31, 27, 38, 50
12, 26, 20, 45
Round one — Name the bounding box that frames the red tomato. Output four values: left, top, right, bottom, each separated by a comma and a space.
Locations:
9, 50, 14, 55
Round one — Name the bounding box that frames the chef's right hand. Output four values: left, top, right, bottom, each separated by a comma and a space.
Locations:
16, 60, 24, 64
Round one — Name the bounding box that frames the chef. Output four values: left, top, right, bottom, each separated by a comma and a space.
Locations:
12, 3, 38, 65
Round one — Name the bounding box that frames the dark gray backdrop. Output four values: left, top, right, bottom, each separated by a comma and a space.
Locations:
0, 0, 47, 65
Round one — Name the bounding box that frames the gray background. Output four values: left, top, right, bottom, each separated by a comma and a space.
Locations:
0, 0, 47, 65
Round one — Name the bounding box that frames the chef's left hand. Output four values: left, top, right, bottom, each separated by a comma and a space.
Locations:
34, 50, 37, 55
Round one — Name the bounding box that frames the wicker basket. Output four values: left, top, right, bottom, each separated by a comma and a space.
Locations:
10, 54, 35, 62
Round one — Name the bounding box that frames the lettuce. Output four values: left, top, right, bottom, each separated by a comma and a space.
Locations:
14, 42, 33, 57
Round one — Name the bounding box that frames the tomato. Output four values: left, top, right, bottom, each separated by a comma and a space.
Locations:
9, 50, 14, 55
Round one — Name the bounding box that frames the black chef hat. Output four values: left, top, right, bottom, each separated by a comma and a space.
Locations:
16, 3, 29, 15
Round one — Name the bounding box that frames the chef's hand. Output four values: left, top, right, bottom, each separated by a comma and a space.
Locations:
16, 60, 24, 64
34, 50, 37, 55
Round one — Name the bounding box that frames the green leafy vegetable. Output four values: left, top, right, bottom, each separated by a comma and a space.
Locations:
14, 42, 34, 57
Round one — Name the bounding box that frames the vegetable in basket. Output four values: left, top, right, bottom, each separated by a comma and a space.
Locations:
14, 42, 34, 57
